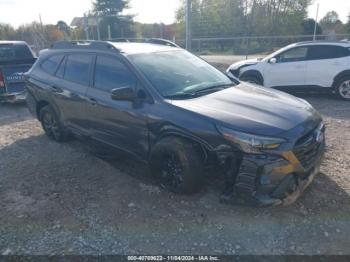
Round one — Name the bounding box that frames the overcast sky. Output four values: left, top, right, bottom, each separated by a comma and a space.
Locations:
0, 0, 349, 28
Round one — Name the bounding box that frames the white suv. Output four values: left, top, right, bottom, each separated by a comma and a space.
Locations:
227, 41, 350, 100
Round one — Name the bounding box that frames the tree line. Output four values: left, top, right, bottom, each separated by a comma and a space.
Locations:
0, 0, 349, 48
175, 0, 350, 38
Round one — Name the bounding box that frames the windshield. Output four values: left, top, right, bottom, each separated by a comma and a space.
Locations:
0, 44, 35, 63
129, 50, 233, 98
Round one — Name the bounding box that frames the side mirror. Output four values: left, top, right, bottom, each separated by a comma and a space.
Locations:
111, 86, 136, 101
269, 58, 277, 64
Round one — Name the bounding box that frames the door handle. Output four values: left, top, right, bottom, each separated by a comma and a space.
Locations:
50, 85, 63, 93
88, 97, 98, 106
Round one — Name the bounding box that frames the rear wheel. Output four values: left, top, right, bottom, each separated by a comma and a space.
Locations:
39, 105, 69, 142
336, 77, 350, 101
150, 137, 204, 194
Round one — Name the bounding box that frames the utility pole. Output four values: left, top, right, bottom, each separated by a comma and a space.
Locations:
186, 0, 192, 51
108, 25, 112, 40
96, 16, 101, 40
313, 3, 320, 41
83, 14, 90, 40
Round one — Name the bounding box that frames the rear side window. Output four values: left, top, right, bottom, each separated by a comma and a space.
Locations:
277, 47, 308, 63
64, 54, 93, 85
41, 55, 64, 75
94, 56, 136, 92
0, 44, 34, 63
308, 45, 350, 60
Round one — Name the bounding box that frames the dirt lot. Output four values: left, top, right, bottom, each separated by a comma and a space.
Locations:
0, 94, 350, 255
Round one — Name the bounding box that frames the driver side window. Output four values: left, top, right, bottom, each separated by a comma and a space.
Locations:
276, 47, 309, 63
94, 56, 136, 92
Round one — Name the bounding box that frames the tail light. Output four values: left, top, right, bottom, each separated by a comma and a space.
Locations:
0, 70, 5, 88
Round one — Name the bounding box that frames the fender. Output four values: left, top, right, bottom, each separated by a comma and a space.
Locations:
332, 70, 350, 88
229, 64, 256, 78
240, 70, 264, 85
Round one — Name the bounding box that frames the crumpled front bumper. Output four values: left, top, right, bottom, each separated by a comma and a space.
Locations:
221, 140, 325, 207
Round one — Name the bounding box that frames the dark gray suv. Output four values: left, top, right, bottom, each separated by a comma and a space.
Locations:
25, 40, 325, 206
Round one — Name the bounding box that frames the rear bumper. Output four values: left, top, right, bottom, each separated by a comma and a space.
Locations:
0, 91, 27, 103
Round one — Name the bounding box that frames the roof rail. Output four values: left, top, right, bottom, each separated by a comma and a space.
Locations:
110, 38, 180, 48
295, 40, 350, 45
51, 41, 119, 51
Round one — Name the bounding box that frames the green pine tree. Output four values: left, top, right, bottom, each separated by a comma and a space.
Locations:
92, 0, 134, 39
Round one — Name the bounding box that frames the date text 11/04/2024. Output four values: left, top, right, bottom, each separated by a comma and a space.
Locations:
127, 256, 220, 261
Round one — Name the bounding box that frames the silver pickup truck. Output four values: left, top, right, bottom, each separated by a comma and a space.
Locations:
0, 41, 36, 102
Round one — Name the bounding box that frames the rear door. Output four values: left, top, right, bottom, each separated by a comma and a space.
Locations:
85, 55, 149, 159
49, 53, 94, 134
263, 46, 309, 88
306, 45, 350, 88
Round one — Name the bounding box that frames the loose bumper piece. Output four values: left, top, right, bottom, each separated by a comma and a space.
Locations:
220, 138, 325, 207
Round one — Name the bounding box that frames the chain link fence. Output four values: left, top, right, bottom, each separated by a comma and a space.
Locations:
175, 34, 350, 57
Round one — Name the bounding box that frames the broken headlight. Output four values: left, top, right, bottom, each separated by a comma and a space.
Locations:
217, 126, 286, 154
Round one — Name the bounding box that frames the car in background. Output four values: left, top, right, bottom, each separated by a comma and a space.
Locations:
0, 41, 36, 102
227, 41, 350, 100
25, 40, 325, 206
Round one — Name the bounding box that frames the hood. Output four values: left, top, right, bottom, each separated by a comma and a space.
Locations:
171, 83, 322, 138
228, 58, 262, 71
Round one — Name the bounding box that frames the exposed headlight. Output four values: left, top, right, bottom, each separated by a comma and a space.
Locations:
217, 126, 286, 154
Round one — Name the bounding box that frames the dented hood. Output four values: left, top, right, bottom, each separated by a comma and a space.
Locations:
171, 83, 322, 137
228, 58, 261, 71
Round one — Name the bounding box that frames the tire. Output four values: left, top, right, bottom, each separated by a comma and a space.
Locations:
39, 105, 69, 142
150, 137, 204, 194
240, 76, 262, 86
335, 77, 350, 101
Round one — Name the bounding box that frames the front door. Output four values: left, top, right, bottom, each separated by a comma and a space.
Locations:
263, 46, 309, 88
85, 55, 149, 160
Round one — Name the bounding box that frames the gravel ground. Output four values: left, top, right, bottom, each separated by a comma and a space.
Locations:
0, 95, 349, 255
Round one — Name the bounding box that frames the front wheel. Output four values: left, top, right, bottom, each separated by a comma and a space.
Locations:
336, 77, 350, 101
150, 137, 204, 194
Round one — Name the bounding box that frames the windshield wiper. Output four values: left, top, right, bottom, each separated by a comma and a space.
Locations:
164, 84, 234, 100
164, 93, 197, 100
190, 84, 233, 96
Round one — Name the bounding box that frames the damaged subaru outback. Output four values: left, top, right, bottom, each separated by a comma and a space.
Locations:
25, 40, 326, 207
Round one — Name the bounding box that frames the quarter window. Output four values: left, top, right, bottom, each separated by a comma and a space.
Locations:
56, 56, 66, 78
308, 45, 350, 60
94, 56, 136, 92
41, 55, 64, 75
277, 47, 308, 63
64, 54, 93, 85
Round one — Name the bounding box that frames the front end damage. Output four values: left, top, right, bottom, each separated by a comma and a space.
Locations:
217, 123, 326, 207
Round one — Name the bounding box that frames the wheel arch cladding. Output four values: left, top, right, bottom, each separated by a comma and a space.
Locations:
36, 100, 50, 119
151, 130, 211, 164
332, 70, 350, 88
240, 70, 264, 85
